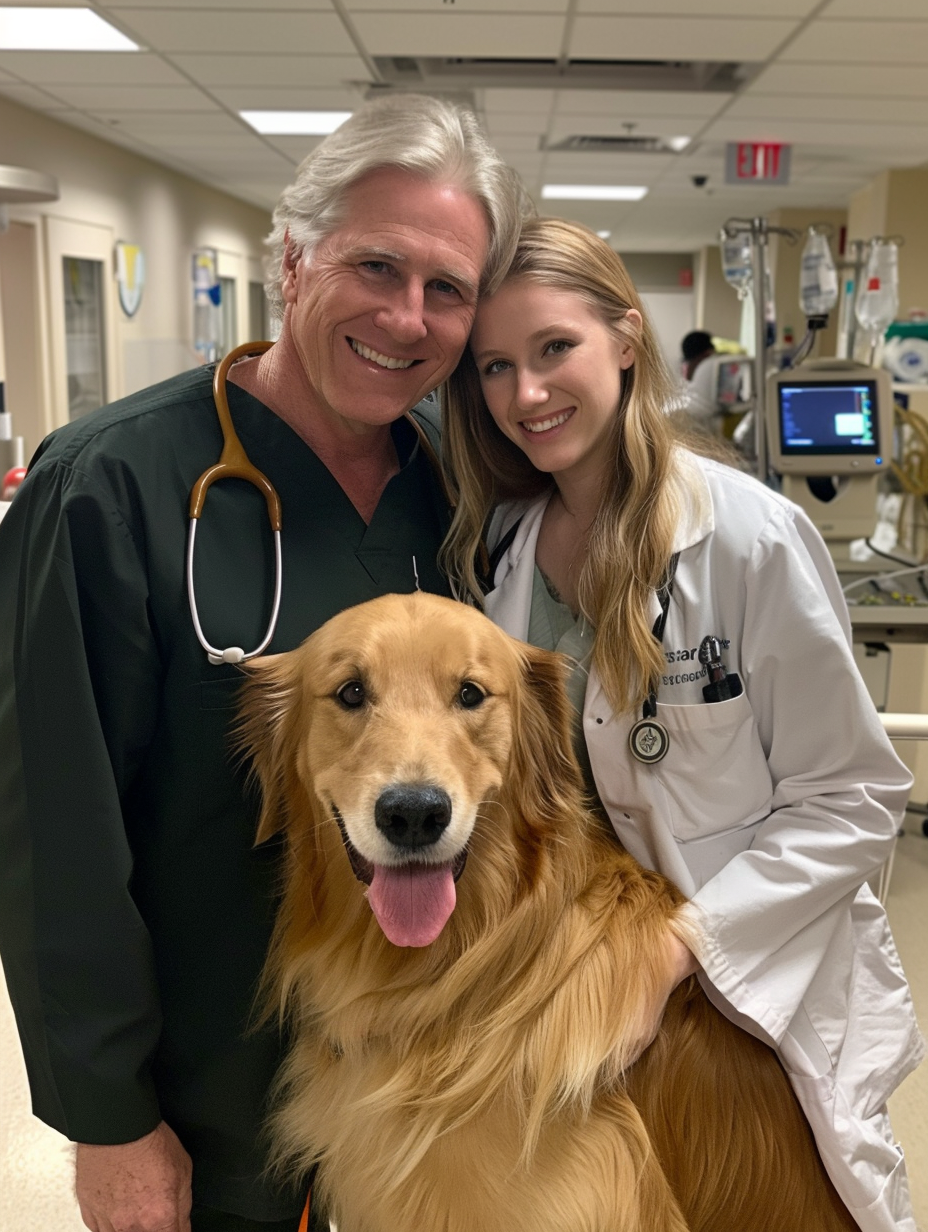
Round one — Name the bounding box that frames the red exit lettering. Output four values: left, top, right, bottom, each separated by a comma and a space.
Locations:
736, 143, 784, 180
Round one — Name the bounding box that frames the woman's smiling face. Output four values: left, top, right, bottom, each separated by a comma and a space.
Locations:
470, 278, 639, 491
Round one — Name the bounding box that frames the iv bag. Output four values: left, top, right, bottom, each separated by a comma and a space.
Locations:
799, 227, 839, 316
855, 239, 899, 341
721, 231, 752, 300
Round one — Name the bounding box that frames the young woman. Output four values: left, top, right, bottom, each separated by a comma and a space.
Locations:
440, 216, 923, 1232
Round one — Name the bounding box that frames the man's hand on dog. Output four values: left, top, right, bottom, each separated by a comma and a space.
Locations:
76, 1120, 193, 1232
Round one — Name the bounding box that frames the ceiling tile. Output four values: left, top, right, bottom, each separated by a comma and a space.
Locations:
346, 0, 568, 9
553, 90, 731, 119
210, 85, 361, 110
105, 9, 356, 55
485, 133, 544, 153
167, 53, 370, 88
0, 52, 188, 85
101, 0, 334, 7
539, 155, 668, 179
747, 63, 928, 97
485, 111, 550, 135
481, 89, 556, 114
350, 13, 566, 57
577, 0, 817, 12
784, 20, 928, 62
37, 83, 220, 111
569, 16, 800, 61
260, 135, 329, 161
90, 110, 248, 135
0, 82, 67, 110
822, 0, 928, 15
502, 153, 544, 177
703, 116, 928, 153
729, 93, 928, 124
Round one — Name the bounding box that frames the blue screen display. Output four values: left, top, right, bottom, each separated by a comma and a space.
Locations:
778, 381, 879, 455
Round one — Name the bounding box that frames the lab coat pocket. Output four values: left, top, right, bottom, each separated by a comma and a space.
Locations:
654, 692, 772, 841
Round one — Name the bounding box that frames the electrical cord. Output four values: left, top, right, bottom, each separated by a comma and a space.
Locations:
842, 562, 928, 595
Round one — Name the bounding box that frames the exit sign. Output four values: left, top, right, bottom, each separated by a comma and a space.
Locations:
724, 142, 791, 185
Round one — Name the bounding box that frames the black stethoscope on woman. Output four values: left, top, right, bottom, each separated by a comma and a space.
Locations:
186, 340, 445, 666
627, 553, 743, 765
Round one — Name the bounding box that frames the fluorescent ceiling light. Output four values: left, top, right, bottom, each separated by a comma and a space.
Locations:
0, 7, 138, 51
542, 185, 648, 202
240, 110, 352, 135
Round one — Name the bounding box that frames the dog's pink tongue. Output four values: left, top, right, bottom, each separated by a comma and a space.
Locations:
367, 863, 456, 947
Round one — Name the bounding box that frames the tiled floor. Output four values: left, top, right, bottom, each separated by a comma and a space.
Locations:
2, 833, 926, 1232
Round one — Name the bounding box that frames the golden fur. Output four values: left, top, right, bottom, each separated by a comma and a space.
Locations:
240, 591, 857, 1232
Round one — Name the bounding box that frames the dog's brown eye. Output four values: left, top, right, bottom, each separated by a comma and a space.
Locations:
336, 680, 366, 709
458, 681, 485, 709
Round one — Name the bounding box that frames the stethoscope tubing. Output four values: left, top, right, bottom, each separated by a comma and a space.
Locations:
186, 516, 283, 665
186, 340, 283, 665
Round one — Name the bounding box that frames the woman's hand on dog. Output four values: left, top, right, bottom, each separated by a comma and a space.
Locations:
75, 1120, 193, 1232
668, 933, 700, 990
632, 933, 701, 1065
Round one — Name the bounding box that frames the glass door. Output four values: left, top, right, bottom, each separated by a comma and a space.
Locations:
62, 256, 107, 419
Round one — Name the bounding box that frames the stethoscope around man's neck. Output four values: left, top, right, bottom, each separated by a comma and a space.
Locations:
186, 339, 447, 667
186, 340, 282, 666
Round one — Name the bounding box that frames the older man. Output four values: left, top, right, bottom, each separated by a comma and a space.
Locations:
0, 95, 527, 1232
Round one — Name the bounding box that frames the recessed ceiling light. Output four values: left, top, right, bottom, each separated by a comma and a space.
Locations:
239, 111, 353, 136
0, 7, 138, 51
541, 185, 648, 202
669, 136, 692, 152
596, 230, 612, 240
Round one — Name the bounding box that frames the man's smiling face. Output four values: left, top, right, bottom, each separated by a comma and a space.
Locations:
280, 165, 490, 435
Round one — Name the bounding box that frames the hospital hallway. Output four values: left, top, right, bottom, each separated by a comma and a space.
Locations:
1, 814, 927, 1231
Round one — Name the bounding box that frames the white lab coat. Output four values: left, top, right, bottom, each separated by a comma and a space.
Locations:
484, 451, 924, 1232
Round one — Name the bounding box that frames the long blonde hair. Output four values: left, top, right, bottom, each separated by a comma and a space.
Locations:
441, 217, 682, 715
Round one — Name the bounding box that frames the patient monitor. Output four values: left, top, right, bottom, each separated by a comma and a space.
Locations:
766, 360, 893, 567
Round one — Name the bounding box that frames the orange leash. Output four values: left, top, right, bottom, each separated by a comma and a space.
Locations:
297, 1189, 311, 1232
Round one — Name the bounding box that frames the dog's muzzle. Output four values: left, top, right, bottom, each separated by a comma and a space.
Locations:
331, 797, 468, 948
374, 784, 451, 850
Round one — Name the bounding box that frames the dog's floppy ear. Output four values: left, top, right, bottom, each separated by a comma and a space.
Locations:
236, 652, 304, 845
507, 643, 586, 831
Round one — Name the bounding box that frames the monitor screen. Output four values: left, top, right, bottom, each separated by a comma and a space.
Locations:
777, 379, 880, 457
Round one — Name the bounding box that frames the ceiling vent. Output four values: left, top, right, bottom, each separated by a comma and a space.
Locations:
368, 57, 757, 93
543, 134, 686, 154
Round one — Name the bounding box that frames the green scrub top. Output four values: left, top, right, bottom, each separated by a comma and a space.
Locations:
528, 565, 600, 803
0, 365, 451, 1219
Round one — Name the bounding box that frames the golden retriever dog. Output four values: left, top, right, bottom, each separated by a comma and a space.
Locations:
240, 591, 857, 1232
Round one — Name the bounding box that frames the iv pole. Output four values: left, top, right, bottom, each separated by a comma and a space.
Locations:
722, 217, 799, 484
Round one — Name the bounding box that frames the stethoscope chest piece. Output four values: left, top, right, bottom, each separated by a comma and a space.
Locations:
628, 714, 670, 764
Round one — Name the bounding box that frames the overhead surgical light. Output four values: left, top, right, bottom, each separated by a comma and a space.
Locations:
0, 7, 138, 51
239, 111, 353, 136
541, 185, 649, 202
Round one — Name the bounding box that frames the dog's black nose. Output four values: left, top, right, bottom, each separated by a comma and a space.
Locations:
375, 784, 452, 849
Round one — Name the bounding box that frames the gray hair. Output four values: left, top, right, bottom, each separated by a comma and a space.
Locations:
264, 93, 531, 319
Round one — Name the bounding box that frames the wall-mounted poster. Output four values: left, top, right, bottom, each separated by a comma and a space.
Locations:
115, 241, 145, 317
